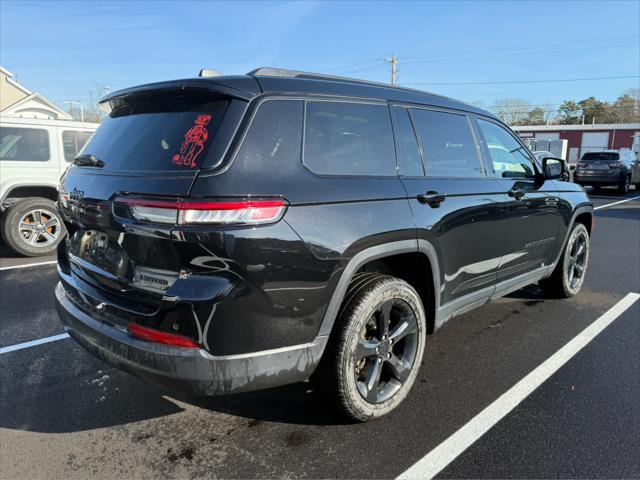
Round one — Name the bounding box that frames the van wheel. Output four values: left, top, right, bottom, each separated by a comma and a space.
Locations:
1, 198, 65, 257
618, 176, 630, 194
540, 223, 589, 298
318, 275, 426, 422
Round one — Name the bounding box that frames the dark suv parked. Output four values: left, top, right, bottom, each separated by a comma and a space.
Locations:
574, 150, 636, 194
55, 68, 593, 421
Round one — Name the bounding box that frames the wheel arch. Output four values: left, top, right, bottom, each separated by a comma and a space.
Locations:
317, 239, 441, 337
549, 205, 594, 271
574, 210, 593, 235
1, 184, 59, 210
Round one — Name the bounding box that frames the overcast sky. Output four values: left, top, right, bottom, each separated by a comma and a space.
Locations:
1, 0, 639, 109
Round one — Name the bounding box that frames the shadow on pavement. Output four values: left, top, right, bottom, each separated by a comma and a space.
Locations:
180, 382, 347, 427
0, 343, 346, 433
0, 239, 22, 259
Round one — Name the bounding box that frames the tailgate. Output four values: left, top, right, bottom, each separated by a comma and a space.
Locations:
57, 86, 242, 307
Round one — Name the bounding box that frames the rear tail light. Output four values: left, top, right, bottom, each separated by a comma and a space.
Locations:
113, 197, 288, 226
128, 323, 200, 349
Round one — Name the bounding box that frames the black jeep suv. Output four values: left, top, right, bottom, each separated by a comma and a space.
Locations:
55, 68, 593, 421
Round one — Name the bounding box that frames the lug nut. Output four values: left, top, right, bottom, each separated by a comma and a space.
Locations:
386, 353, 391, 358
378, 358, 383, 364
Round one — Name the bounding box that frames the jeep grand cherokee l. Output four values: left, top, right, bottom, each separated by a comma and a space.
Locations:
55, 68, 593, 421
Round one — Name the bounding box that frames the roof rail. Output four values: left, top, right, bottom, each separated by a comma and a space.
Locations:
247, 67, 421, 92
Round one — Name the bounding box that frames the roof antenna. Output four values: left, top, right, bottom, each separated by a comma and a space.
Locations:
199, 69, 222, 78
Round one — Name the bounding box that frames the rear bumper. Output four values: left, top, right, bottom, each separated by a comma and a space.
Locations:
55, 282, 327, 395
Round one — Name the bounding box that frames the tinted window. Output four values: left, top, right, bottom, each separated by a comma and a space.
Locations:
477, 119, 535, 178
62, 130, 93, 162
304, 101, 396, 176
83, 89, 229, 172
0, 127, 50, 161
581, 152, 619, 162
410, 109, 483, 177
391, 106, 423, 176
235, 100, 303, 166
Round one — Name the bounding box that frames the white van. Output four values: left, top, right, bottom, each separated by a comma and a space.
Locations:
0, 117, 98, 256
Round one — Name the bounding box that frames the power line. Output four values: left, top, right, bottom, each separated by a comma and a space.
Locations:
403, 75, 640, 86
317, 34, 640, 77
401, 41, 639, 65
319, 59, 382, 74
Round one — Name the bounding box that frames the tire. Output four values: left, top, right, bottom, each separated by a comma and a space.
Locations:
540, 223, 589, 298
317, 274, 427, 422
618, 176, 630, 195
0, 198, 65, 257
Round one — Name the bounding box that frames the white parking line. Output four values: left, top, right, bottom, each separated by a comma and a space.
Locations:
593, 195, 640, 211
397, 292, 640, 480
0, 260, 57, 271
0, 333, 70, 355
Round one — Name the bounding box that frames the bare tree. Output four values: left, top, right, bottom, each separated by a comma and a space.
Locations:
86, 83, 110, 122
491, 98, 532, 125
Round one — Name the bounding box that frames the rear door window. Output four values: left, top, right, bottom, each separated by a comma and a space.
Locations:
410, 109, 484, 177
0, 127, 50, 161
83, 88, 229, 172
62, 130, 93, 162
303, 101, 396, 176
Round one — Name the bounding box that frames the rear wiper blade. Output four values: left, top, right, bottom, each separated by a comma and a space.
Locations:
74, 154, 105, 168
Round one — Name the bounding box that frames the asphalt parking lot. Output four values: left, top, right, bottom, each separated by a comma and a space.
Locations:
1, 190, 639, 479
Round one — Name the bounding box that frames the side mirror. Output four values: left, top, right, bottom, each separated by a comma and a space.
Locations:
542, 157, 567, 180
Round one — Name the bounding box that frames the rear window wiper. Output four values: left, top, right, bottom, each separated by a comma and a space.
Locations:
74, 154, 105, 168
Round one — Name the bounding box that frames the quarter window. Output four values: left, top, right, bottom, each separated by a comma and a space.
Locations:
304, 101, 396, 176
410, 109, 483, 177
0, 127, 50, 161
391, 106, 423, 176
477, 119, 535, 178
235, 100, 303, 166
62, 130, 93, 162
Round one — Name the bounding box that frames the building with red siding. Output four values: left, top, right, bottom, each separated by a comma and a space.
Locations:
513, 123, 640, 163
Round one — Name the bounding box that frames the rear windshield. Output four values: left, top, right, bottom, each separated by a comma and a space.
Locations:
82, 88, 229, 172
581, 152, 619, 162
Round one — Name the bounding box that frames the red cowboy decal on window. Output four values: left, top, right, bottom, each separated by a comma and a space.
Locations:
172, 114, 212, 168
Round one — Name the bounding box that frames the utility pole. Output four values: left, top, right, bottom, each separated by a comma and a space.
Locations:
385, 54, 398, 85
62, 100, 85, 122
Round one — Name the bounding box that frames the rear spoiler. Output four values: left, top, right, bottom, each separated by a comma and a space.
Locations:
100, 76, 262, 106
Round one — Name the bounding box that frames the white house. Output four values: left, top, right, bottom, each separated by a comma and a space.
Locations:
0, 66, 72, 120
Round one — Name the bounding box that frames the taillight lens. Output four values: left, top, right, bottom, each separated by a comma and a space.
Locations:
128, 323, 200, 349
113, 197, 288, 226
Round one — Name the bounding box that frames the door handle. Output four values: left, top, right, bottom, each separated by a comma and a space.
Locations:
507, 188, 525, 200
417, 191, 446, 207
